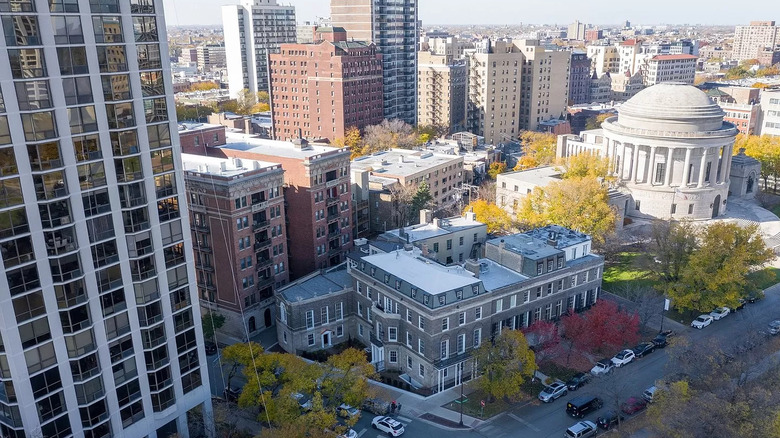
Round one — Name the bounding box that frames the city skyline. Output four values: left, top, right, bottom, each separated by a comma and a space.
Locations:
162, 0, 771, 27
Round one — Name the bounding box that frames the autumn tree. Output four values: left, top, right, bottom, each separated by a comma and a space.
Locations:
561, 300, 639, 354
473, 330, 536, 402
414, 124, 448, 145
735, 134, 780, 191
619, 283, 664, 329
487, 162, 507, 180
319, 348, 377, 410
202, 312, 226, 339
667, 222, 773, 313
561, 151, 612, 181
463, 199, 513, 235
176, 103, 214, 122
362, 119, 417, 155
333, 127, 365, 159
516, 177, 617, 245
230, 89, 271, 115
583, 113, 611, 130
514, 131, 557, 170
650, 220, 698, 285
189, 81, 220, 92
522, 320, 561, 363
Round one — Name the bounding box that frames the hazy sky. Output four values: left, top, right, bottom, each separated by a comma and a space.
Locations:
161, 0, 754, 27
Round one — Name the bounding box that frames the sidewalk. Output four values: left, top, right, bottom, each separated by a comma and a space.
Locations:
367, 379, 484, 429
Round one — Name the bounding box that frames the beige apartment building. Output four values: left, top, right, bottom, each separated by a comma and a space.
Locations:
467, 40, 524, 146
643, 54, 697, 85
587, 45, 620, 75
418, 50, 468, 133
517, 39, 572, 131
732, 21, 780, 61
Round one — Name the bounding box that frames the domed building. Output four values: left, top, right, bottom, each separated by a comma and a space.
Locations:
559, 82, 741, 220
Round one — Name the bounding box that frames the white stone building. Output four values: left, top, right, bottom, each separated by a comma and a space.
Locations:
758, 89, 780, 137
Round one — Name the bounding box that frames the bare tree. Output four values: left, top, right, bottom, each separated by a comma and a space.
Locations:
619, 283, 664, 330
388, 182, 417, 228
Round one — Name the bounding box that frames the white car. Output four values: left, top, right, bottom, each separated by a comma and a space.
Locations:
590, 359, 615, 376
337, 429, 358, 438
611, 349, 635, 367
372, 416, 405, 436
770, 320, 780, 335
709, 307, 730, 320
691, 314, 714, 329
337, 403, 359, 418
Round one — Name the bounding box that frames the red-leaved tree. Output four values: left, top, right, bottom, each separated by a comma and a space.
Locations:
562, 300, 640, 356
522, 320, 561, 362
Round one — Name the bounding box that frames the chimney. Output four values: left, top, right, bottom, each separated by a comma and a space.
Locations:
464, 259, 481, 278
498, 239, 506, 265
243, 118, 251, 134
420, 209, 433, 224
399, 156, 405, 163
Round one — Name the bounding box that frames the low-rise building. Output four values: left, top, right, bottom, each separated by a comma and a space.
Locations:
182, 154, 289, 340
706, 86, 761, 135
758, 89, 780, 137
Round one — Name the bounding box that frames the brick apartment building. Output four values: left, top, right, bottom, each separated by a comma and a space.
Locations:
179, 124, 354, 280
269, 27, 384, 142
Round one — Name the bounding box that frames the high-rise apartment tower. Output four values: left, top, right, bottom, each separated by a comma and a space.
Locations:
0, 0, 211, 436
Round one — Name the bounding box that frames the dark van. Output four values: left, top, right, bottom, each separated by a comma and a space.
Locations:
566, 395, 603, 418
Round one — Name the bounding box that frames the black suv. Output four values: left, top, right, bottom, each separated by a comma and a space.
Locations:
632, 342, 656, 358
596, 411, 624, 430
652, 334, 669, 348
566, 372, 590, 391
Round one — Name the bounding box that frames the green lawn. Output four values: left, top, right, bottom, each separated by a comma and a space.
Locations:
602, 252, 660, 295
443, 389, 514, 419
748, 267, 780, 291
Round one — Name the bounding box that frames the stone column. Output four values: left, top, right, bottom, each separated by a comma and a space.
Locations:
725, 144, 734, 182
716, 145, 726, 183
698, 147, 708, 188
631, 145, 641, 183
619, 142, 627, 179
682, 148, 693, 187
647, 146, 657, 185
664, 147, 674, 187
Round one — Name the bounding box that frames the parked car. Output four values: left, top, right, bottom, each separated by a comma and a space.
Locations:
769, 320, 780, 335
564, 420, 598, 438
710, 307, 731, 320
611, 349, 635, 367
620, 397, 648, 415
658, 330, 675, 338
590, 359, 615, 376
632, 342, 656, 358
566, 395, 603, 418
566, 372, 590, 391
596, 411, 624, 430
691, 314, 714, 329
337, 430, 357, 438
746, 291, 763, 303
204, 342, 218, 355
337, 403, 359, 418
643, 385, 658, 403
652, 334, 669, 348
539, 382, 568, 402
735, 299, 746, 310
372, 416, 405, 436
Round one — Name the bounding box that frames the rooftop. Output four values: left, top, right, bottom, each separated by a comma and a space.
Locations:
181, 153, 280, 178
178, 122, 224, 133
362, 250, 480, 296
352, 149, 462, 178
383, 214, 484, 243
220, 131, 348, 161
497, 166, 562, 184
474, 258, 527, 291
651, 54, 697, 61
279, 265, 352, 302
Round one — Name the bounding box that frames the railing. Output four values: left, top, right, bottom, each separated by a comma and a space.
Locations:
253, 219, 270, 230
254, 238, 272, 250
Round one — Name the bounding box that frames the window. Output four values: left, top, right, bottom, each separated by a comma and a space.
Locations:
459, 236, 464, 245
307, 334, 314, 346
475, 307, 482, 320
418, 316, 425, 330
320, 306, 328, 324
305, 310, 314, 329
635, 200, 641, 211
389, 350, 397, 363
473, 328, 482, 348
15, 80, 52, 110
406, 309, 412, 322
335, 302, 343, 321
459, 312, 466, 325
388, 327, 397, 341
446, 239, 452, 250
336, 325, 343, 337
407, 356, 413, 369
457, 334, 465, 354
688, 204, 694, 214
358, 324, 363, 337
418, 339, 425, 354
496, 299, 503, 313
440, 340, 449, 359
441, 318, 449, 331
9, 48, 46, 78
419, 364, 425, 377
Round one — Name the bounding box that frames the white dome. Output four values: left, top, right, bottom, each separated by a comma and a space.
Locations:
615, 83, 726, 132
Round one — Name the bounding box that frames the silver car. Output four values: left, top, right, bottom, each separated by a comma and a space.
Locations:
539, 382, 568, 402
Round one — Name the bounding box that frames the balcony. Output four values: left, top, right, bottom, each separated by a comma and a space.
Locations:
256, 275, 274, 290
195, 263, 214, 272
253, 219, 270, 231
191, 222, 209, 232
327, 228, 341, 238
256, 258, 273, 271
254, 238, 272, 251
326, 196, 339, 206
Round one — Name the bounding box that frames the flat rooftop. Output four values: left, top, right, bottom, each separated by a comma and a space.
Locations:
352, 149, 462, 178
279, 265, 351, 302
220, 131, 347, 161
488, 233, 561, 259
475, 258, 527, 290
498, 166, 562, 184
178, 122, 224, 133
384, 215, 484, 243
363, 250, 480, 296
181, 153, 280, 177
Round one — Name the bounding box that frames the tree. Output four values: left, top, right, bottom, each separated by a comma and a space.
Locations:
561, 151, 612, 181
619, 283, 664, 329
176, 103, 214, 122
584, 113, 611, 130
463, 199, 513, 235
231, 89, 271, 115
202, 312, 226, 339
362, 120, 417, 155
473, 330, 536, 402
487, 162, 507, 180
414, 124, 447, 144
516, 177, 617, 245
333, 127, 365, 159
189, 82, 220, 92
320, 348, 377, 410
387, 182, 416, 228
522, 320, 561, 363
667, 222, 773, 313
410, 180, 433, 222
736, 134, 780, 191
514, 131, 557, 170
571, 300, 639, 354
650, 220, 698, 284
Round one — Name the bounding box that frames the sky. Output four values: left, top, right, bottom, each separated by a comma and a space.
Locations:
161, 0, 758, 27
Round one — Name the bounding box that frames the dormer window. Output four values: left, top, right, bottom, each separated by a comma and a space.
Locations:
411, 288, 417, 298
439, 295, 446, 305
456, 289, 463, 299
537, 262, 543, 275
472, 285, 479, 295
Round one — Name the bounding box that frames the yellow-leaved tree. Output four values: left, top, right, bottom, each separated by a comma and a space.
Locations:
516, 177, 617, 245
473, 330, 536, 403
333, 126, 365, 159
561, 151, 613, 181
514, 131, 557, 170
463, 199, 513, 235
